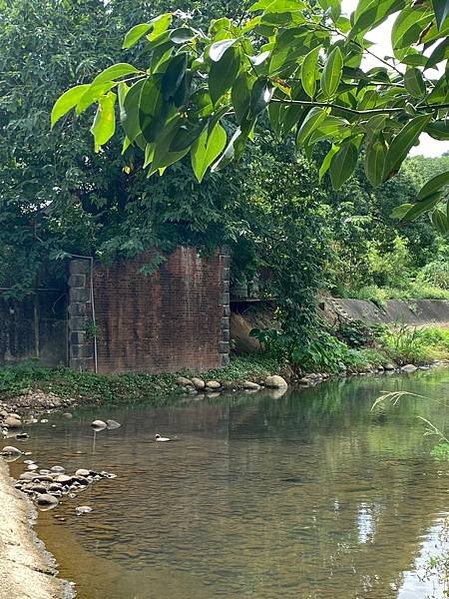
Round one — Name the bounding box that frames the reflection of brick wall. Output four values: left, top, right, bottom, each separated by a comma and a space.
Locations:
69, 248, 229, 374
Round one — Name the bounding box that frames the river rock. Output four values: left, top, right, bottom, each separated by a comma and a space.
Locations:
19, 472, 35, 481
384, 363, 395, 371
242, 381, 261, 390
51, 466, 65, 473
265, 375, 288, 389
36, 493, 59, 507
91, 419, 107, 430
48, 483, 63, 492
75, 469, 90, 478
106, 419, 121, 430
401, 364, 418, 373
0, 445, 22, 456
191, 377, 206, 390
75, 505, 92, 516
27, 464, 38, 471
4, 416, 22, 429
177, 376, 193, 386
206, 380, 221, 389
62, 413, 73, 419
54, 474, 72, 484
15, 432, 28, 440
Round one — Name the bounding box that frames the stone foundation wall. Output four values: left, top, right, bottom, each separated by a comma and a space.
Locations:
68, 248, 230, 374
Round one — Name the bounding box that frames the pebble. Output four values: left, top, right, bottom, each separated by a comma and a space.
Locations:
242, 381, 261, 390
106, 419, 121, 430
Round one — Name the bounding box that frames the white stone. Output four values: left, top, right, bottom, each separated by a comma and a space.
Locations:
206, 380, 221, 389
191, 377, 206, 390
264, 375, 288, 389
401, 364, 418, 373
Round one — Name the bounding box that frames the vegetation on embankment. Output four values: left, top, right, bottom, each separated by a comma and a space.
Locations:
1, 324, 449, 408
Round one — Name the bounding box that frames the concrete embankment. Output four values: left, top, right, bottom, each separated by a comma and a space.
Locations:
0, 460, 69, 599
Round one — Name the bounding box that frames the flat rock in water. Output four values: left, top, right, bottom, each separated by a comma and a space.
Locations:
265, 375, 288, 389
401, 364, 418, 373
51, 465, 65, 473
4, 417, 22, 429
75, 505, 92, 516
242, 381, 260, 390
0, 446, 22, 456
106, 419, 121, 430
36, 493, 59, 507
75, 469, 90, 478
384, 363, 395, 371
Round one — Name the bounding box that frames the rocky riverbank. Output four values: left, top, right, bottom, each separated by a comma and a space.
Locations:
0, 460, 71, 599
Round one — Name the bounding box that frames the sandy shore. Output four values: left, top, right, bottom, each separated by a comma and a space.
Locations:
0, 460, 71, 599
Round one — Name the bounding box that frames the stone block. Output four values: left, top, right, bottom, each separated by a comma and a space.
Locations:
222, 279, 230, 292
222, 305, 230, 317
220, 354, 230, 367
220, 316, 229, 329
220, 292, 230, 306
68, 274, 86, 288
70, 259, 90, 275
219, 341, 230, 354
68, 316, 87, 331
68, 302, 87, 316
69, 331, 86, 345
70, 287, 90, 302
221, 329, 230, 342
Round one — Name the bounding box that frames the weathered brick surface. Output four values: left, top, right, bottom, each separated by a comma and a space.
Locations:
91, 247, 227, 374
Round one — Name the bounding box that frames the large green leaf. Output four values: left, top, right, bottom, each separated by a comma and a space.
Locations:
432, 0, 449, 29
384, 114, 432, 179
76, 81, 117, 115
123, 24, 151, 49
321, 47, 343, 98
90, 91, 116, 152
250, 78, 274, 116
191, 123, 227, 182
403, 68, 426, 98
400, 192, 442, 222
249, 0, 305, 12
329, 140, 358, 190
139, 77, 165, 143
365, 139, 387, 187
161, 54, 188, 101
51, 84, 89, 127
122, 79, 145, 142
209, 39, 238, 62
301, 47, 320, 99
319, 144, 339, 181
418, 170, 449, 200
431, 208, 449, 235
392, 7, 432, 59
296, 107, 328, 146
351, 0, 405, 38
92, 63, 140, 86
209, 47, 240, 104
232, 72, 252, 123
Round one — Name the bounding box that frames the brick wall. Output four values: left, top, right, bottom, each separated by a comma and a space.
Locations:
68, 247, 229, 374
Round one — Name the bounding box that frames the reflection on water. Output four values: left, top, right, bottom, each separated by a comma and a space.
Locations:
6, 369, 449, 598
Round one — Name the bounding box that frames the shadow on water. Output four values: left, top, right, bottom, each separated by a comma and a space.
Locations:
6, 368, 449, 598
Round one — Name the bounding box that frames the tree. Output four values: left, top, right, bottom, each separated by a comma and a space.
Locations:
53, 0, 449, 233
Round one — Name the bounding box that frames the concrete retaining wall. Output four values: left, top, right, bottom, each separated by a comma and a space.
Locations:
324, 298, 449, 326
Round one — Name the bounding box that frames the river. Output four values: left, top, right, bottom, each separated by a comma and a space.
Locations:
7, 368, 449, 598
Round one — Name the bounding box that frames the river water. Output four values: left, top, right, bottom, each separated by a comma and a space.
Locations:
6, 369, 449, 598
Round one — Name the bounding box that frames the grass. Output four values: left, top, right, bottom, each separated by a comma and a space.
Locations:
0, 355, 285, 405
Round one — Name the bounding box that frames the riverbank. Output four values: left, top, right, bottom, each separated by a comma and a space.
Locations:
2, 326, 449, 425
0, 460, 71, 599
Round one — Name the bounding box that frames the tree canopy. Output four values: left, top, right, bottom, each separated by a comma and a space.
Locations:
53, 0, 449, 233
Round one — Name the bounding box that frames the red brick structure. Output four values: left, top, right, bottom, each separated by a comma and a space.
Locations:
68, 247, 230, 374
